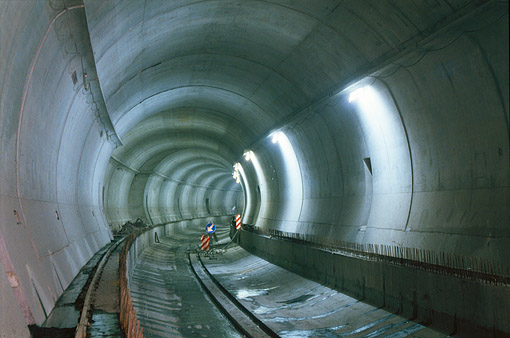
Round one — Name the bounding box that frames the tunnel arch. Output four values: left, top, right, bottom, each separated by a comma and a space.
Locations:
0, 0, 508, 335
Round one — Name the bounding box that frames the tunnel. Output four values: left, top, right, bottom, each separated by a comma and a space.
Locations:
0, 0, 509, 337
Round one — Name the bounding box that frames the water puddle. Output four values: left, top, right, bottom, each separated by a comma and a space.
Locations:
278, 294, 314, 304
235, 286, 279, 300
279, 324, 346, 338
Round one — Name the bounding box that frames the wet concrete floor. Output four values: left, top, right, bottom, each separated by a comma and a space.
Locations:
129, 225, 243, 338
203, 236, 449, 338
131, 223, 449, 337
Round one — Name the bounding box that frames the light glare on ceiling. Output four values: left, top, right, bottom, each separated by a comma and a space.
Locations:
232, 163, 242, 184
243, 150, 253, 161
348, 86, 368, 103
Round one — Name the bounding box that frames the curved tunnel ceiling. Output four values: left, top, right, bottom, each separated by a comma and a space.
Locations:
88, 0, 509, 232
1, 0, 508, 329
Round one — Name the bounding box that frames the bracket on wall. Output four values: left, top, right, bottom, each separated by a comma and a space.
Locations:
363, 157, 373, 175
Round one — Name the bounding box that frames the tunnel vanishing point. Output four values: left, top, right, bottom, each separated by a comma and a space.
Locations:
0, 0, 509, 337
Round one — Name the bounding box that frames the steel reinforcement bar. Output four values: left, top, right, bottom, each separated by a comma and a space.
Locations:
242, 225, 510, 286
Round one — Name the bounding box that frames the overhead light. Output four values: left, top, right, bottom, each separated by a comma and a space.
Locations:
232, 163, 242, 184
243, 150, 253, 161
348, 86, 367, 103
271, 131, 282, 144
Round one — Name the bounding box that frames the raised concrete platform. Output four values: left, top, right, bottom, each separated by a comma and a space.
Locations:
87, 241, 124, 337
29, 236, 125, 338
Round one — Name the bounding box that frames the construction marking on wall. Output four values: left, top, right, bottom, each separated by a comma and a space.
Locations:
200, 235, 210, 251
235, 214, 241, 230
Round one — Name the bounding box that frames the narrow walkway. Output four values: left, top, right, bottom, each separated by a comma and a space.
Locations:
88, 242, 123, 337
30, 240, 117, 338
129, 226, 243, 338
42, 241, 115, 330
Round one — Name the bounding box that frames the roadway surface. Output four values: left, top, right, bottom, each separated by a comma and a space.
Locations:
130, 223, 449, 338
129, 226, 243, 338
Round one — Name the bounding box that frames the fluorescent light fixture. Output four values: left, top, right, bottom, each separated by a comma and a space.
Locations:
271, 131, 284, 144
271, 132, 279, 144
232, 163, 242, 184
243, 150, 253, 161
269, 131, 303, 225
348, 86, 367, 103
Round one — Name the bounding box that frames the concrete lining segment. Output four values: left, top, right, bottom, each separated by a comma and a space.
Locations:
91, 0, 501, 235
0, 0, 508, 334
94, 0, 508, 259
1, 0, 114, 327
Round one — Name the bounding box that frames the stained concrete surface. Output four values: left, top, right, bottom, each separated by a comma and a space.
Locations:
42, 241, 115, 329
30, 238, 124, 337
1, 1, 508, 334
204, 244, 448, 338
129, 224, 448, 337
129, 225, 243, 338
27, 241, 116, 337
93, 243, 122, 313
87, 242, 123, 337
87, 310, 121, 338
0, 258, 31, 337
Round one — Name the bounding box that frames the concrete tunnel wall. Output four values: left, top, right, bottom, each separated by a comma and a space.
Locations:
0, 0, 508, 336
237, 3, 509, 263
103, 111, 245, 229
0, 1, 115, 333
